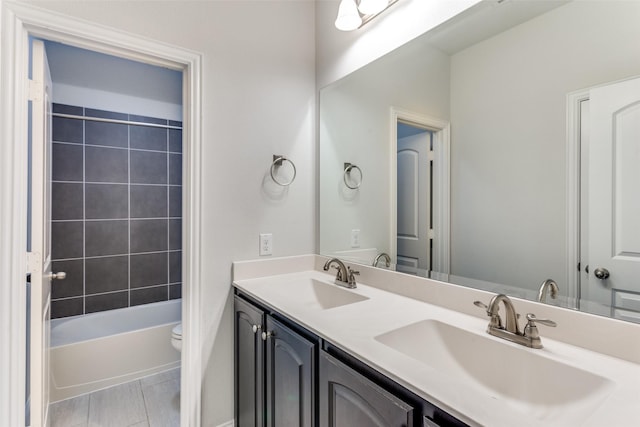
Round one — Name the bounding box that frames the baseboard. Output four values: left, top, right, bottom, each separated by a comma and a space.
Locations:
216, 420, 234, 427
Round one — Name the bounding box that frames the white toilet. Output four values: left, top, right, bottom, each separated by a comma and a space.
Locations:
171, 323, 182, 352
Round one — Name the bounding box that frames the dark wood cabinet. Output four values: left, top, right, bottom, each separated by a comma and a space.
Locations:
319, 350, 414, 427
235, 296, 265, 427
234, 295, 315, 427
265, 315, 315, 427
234, 291, 468, 427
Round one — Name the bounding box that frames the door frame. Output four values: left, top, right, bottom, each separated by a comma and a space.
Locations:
566, 89, 589, 309
567, 76, 640, 313
390, 107, 450, 279
0, 2, 204, 426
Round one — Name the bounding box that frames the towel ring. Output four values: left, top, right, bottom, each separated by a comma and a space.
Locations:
343, 163, 363, 189
270, 155, 296, 186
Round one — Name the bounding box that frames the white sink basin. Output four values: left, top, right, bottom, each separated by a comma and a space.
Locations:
375, 319, 614, 424
270, 278, 369, 310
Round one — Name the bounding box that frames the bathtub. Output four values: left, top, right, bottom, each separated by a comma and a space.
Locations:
50, 299, 181, 402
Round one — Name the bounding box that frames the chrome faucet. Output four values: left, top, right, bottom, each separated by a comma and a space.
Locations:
323, 258, 359, 289
372, 252, 391, 268
537, 279, 559, 303
474, 294, 557, 349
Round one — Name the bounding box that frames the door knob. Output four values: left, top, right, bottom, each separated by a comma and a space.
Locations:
594, 268, 610, 280
261, 331, 274, 341
47, 272, 66, 280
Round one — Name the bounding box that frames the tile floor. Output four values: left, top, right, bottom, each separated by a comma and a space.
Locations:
49, 368, 180, 427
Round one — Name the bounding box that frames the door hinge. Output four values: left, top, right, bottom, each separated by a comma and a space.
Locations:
427, 150, 435, 161
26, 251, 41, 273
28, 79, 43, 102
428, 229, 435, 240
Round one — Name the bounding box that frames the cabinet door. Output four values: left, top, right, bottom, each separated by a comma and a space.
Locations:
264, 316, 315, 427
319, 351, 414, 427
235, 296, 265, 427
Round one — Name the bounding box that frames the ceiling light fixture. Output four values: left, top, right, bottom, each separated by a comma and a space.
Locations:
335, 0, 362, 32
335, 0, 400, 32
358, 0, 388, 15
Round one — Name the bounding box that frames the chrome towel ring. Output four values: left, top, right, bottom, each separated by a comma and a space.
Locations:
343, 162, 363, 189
270, 155, 296, 186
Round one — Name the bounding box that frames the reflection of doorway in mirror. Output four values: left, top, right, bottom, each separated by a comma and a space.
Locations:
390, 108, 450, 280
569, 76, 640, 323
396, 123, 432, 276
588, 77, 640, 323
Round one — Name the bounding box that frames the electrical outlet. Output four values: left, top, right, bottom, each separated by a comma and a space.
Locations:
259, 233, 273, 256
351, 229, 360, 248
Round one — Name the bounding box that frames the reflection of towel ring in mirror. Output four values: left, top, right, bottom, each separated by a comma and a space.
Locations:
270, 155, 297, 186
343, 162, 363, 189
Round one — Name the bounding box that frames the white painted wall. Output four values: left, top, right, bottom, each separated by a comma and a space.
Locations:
45, 41, 183, 120
315, 0, 482, 88
23, 1, 316, 425
450, 0, 640, 295
319, 39, 450, 263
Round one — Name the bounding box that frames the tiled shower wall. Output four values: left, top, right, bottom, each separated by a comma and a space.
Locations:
50, 103, 182, 319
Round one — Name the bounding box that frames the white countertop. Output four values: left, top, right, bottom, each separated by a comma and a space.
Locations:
232, 255, 640, 427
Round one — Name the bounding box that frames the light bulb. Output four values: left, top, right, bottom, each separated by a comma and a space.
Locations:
358, 0, 388, 15
335, 0, 362, 31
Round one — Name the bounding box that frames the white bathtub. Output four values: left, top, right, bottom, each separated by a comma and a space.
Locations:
50, 300, 181, 402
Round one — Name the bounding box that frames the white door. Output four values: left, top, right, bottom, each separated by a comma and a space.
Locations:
396, 129, 431, 276
28, 39, 57, 427
588, 77, 640, 319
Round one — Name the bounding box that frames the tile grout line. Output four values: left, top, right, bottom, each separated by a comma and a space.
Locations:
128, 121, 132, 308
138, 378, 152, 427
52, 282, 180, 303
167, 127, 170, 302
86, 387, 92, 427
82, 109, 87, 316
51, 248, 181, 262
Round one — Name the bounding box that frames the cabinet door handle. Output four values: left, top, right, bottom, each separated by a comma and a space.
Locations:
252, 324, 262, 334
261, 331, 274, 341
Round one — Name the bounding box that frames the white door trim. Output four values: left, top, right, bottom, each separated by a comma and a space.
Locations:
0, 3, 204, 426
566, 89, 589, 309
390, 107, 450, 279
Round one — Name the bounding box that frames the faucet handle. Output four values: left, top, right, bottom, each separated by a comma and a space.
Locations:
328, 265, 345, 280
474, 300, 501, 328
524, 313, 556, 347
525, 313, 557, 328
473, 300, 488, 310
347, 267, 360, 285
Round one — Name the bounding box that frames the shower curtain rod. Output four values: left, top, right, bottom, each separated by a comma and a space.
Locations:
52, 113, 183, 130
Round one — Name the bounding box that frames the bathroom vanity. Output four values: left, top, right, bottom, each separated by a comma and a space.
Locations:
234, 292, 465, 427
232, 255, 640, 427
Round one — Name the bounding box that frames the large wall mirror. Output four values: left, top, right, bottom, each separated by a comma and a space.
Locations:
319, 0, 640, 322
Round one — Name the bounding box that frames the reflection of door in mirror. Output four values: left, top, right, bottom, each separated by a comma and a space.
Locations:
396, 123, 432, 276
390, 108, 450, 280
587, 77, 640, 322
